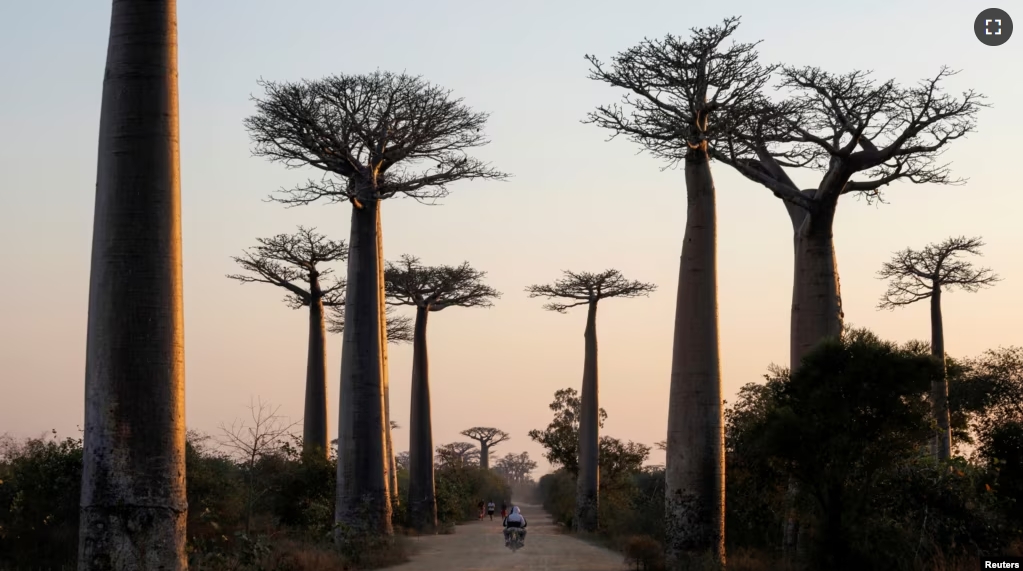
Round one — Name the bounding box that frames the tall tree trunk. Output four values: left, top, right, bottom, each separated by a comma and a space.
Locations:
377, 207, 399, 505
480, 442, 490, 470
790, 204, 843, 369
407, 307, 438, 532
335, 195, 393, 538
930, 287, 951, 460
665, 146, 724, 564
783, 188, 843, 558
575, 300, 600, 533
79, 1, 187, 568
304, 282, 328, 456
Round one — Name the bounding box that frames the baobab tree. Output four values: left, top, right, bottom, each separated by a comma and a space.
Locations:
435, 442, 481, 469
713, 68, 984, 369
526, 269, 656, 533
587, 17, 770, 561
227, 226, 346, 456
245, 71, 506, 536
328, 304, 414, 504
878, 236, 1000, 460
385, 255, 499, 531
460, 427, 511, 470
79, 1, 188, 568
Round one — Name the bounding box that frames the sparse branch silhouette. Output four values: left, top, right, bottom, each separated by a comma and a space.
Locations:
326, 305, 414, 343
525, 269, 656, 312
878, 236, 1000, 309
877, 236, 1000, 461
227, 227, 346, 456
245, 70, 509, 536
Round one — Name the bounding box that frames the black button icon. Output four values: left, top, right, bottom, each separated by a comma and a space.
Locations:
975, 8, 1013, 46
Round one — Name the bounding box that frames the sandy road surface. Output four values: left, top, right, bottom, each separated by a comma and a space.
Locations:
384, 504, 628, 571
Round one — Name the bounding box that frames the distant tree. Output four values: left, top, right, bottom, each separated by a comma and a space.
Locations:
878, 236, 1000, 460
435, 442, 481, 469
460, 427, 510, 471
599, 437, 651, 493
494, 452, 539, 484
587, 19, 770, 557
527, 269, 655, 532
528, 387, 607, 475
227, 227, 346, 456
384, 255, 499, 531
79, 1, 188, 567
245, 70, 506, 536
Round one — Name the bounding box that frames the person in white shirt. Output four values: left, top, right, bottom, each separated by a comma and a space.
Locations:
502, 506, 527, 545
486, 500, 496, 520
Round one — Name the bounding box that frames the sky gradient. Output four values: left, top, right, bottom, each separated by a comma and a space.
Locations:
1, 0, 1020, 474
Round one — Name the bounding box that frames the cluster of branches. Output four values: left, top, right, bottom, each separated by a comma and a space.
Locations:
385, 255, 500, 310
435, 442, 480, 469
878, 236, 1000, 309
525, 269, 656, 312
244, 71, 507, 206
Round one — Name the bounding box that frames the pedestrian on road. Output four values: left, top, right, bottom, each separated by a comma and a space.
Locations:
477, 500, 485, 520
486, 500, 496, 520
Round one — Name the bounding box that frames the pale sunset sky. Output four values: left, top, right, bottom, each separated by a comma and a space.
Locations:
0, 1, 1019, 474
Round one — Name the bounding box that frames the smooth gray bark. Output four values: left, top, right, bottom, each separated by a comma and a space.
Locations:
575, 300, 600, 533
665, 147, 724, 564
480, 442, 491, 470
79, 0, 188, 568
407, 307, 438, 531
335, 196, 393, 538
931, 287, 952, 460
304, 280, 328, 455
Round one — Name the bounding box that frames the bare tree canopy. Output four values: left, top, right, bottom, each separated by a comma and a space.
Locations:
713, 66, 987, 210
385, 255, 501, 310
435, 442, 480, 469
326, 304, 414, 343
526, 269, 657, 313
586, 17, 775, 160
878, 236, 1000, 308
460, 427, 510, 447
226, 226, 347, 308
244, 71, 508, 206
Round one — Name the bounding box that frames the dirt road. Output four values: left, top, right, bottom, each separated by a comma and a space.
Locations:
384, 504, 628, 570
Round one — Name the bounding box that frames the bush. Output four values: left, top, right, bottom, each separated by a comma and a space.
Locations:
623, 534, 664, 570
0, 431, 82, 569
432, 464, 510, 524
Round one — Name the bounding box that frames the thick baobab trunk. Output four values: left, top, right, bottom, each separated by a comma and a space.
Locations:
783, 190, 843, 558
377, 208, 399, 505
665, 147, 724, 564
408, 307, 438, 531
335, 196, 393, 538
480, 442, 491, 470
79, 1, 188, 568
575, 300, 600, 533
304, 285, 329, 456
931, 287, 952, 460
789, 205, 843, 369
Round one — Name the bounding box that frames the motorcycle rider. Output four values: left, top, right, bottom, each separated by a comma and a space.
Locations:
502, 505, 527, 546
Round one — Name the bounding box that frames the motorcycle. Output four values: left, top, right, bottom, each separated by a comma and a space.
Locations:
506, 528, 524, 552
